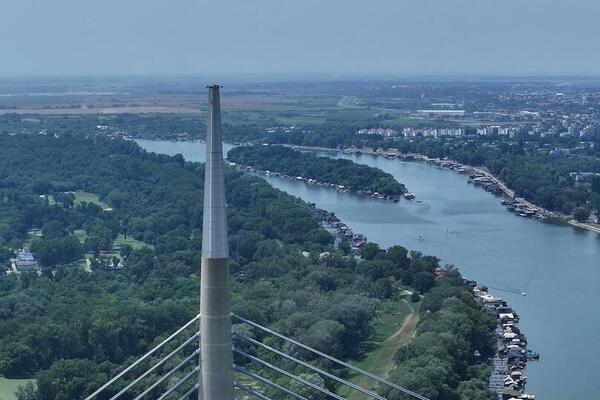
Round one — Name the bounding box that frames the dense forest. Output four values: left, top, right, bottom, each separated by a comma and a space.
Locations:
0, 135, 494, 400
227, 145, 407, 196
267, 131, 600, 215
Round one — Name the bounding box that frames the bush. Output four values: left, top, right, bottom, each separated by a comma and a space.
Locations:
573, 207, 591, 222
410, 291, 421, 302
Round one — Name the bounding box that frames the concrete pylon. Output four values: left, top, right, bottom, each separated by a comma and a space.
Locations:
200, 85, 233, 400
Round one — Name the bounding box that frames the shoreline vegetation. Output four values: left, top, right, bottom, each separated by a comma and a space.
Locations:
226, 145, 410, 201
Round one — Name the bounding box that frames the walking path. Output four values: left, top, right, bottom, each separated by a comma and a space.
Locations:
344, 300, 418, 400
386, 301, 415, 343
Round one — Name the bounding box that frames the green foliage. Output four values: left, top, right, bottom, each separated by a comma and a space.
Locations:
30, 235, 83, 267
51, 192, 75, 209
0, 135, 373, 398
360, 242, 382, 260
573, 206, 591, 222
410, 291, 421, 303
0, 135, 496, 400
385, 271, 497, 400
289, 373, 327, 400
15, 382, 36, 400
228, 145, 406, 196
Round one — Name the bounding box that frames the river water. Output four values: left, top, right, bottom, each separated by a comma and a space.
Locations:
136, 139, 600, 400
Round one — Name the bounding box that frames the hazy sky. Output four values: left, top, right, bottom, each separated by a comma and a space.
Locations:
2, 0, 600, 77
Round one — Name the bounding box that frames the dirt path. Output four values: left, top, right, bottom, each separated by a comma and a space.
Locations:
343, 300, 419, 399
385, 301, 415, 343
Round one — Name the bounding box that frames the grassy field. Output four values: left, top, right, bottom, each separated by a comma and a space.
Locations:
0, 377, 35, 400
73, 229, 87, 243
339, 298, 420, 398
74, 231, 149, 250
72, 192, 109, 209
114, 234, 151, 250
48, 191, 109, 209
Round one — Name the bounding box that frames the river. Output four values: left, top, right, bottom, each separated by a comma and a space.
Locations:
136, 139, 600, 400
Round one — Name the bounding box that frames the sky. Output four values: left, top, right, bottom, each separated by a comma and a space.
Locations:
2, 0, 600, 77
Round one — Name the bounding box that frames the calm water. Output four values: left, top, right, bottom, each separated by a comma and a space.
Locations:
137, 139, 600, 400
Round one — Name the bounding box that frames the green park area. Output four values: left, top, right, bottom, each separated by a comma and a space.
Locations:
340, 298, 420, 398
48, 191, 109, 209
114, 234, 151, 250
0, 377, 35, 400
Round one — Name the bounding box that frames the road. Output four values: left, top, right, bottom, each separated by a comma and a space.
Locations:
568, 220, 600, 234
337, 96, 360, 108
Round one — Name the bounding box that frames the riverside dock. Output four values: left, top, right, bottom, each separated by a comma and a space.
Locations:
474, 286, 538, 400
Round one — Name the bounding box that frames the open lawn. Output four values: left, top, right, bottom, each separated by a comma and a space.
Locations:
0, 377, 35, 400
339, 298, 420, 398
114, 234, 151, 250
73, 229, 87, 243
48, 191, 109, 209
72, 192, 109, 209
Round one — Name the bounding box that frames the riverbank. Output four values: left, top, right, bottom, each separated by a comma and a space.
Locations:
311, 205, 367, 252
280, 144, 600, 235
568, 219, 600, 234
227, 161, 408, 202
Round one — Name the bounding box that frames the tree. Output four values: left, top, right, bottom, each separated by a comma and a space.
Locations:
591, 176, 600, 194
289, 373, 327, 400
53, 192, 75, 209
120, 244, 133, 259
458, 378, 497, 400
411, 291, 421, 303
573, 207, 591, 222
15, 382, 37, 400
360, 242, 381, 260
303, 320, 345, 357
385, 245, 410, 268
413, 272, 435, 293
31, 235, 83, 267
41, 221, 68, 239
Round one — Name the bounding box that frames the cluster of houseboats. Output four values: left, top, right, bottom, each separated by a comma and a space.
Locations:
228, 162, 409, 202
473, 285, 538, 400
390, 153, 556, 220
500, 199, 540, 218
309, 204, 368, 252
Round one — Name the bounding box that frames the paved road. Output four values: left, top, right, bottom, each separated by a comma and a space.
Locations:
568, 220, 600, 234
